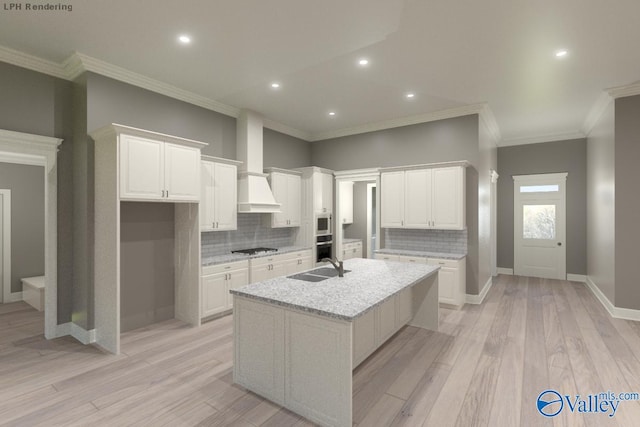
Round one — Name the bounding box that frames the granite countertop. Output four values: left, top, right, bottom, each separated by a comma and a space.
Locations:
202, 246, 312, 266
230, 258, 439, 321
375, 248, 466, 260
343, 238, 362, 244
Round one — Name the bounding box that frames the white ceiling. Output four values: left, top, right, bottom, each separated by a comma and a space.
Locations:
1, 0, 639, 143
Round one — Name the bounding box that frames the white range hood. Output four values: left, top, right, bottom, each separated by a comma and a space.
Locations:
236, 110, 281, 213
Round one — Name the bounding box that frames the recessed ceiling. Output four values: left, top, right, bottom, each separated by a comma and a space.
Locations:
1, 0, 639, 143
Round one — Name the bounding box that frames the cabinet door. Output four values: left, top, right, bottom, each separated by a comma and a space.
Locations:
432, 167, 464, 229
298, 256, 313, 272
437, 267, 457, 304
380, 172, 405, 228
376, 296, 397, 345
200, 161, 215, 231
353, 309, 376, 367
227, 268, 249, 308
202, 273, 227, 317
165, 143, 200, 201
250, 264, 273, 283
353, 243, 362, 259
339, 181, 354, 225
321, 172, 333, 214
270, 173, 289, 227
404, 169, 431, 228
214, 162, 238, 230
271, 261, 287, 280
396, 287, 413, 327
284, 255, 312, 275
287, 174, 301, 226
120, 134, 164, 200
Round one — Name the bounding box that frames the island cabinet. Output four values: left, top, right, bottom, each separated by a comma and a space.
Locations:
201, 260, 249, 318
266, 168, 302, 228
232, 258, 439, 427
200, 156, 242, 232
380, 162, 467, 230
120, 133, 202, 202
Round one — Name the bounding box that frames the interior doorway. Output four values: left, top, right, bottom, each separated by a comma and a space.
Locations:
513, 173, 567, 280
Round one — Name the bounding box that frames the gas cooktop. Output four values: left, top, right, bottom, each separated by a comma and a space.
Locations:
231, 247, 278, 256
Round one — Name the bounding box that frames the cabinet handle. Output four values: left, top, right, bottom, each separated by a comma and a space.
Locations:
401, 220, 404, 226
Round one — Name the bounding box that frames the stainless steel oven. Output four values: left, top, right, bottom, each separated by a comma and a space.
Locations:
316, 213, 332, 236
316, 235, 333, 263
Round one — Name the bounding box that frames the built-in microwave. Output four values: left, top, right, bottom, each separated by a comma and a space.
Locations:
316, 213, 332, 236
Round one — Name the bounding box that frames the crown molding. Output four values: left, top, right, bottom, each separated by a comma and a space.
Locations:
499, 131, 585, 147
0, 45, 67, 79
308, 103, 489, 142
262, 117, 312, 141
607, 81, 640, 99
582, 91, 613, 136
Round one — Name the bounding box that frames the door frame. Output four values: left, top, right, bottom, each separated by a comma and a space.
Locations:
0, 189, 11, 304
334, 169, 381, 260
366, 182, 376, 259
513, 172, 567, 280
0, 129, 62, 339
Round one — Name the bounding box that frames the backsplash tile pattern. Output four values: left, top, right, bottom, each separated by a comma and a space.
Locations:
384, 228, 467, 254
201, 214, 296, 258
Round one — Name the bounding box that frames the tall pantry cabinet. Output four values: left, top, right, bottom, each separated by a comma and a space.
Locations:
91, 124, 207, 354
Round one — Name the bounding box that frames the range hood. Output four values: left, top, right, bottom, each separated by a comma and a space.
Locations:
236, 110, 281, 213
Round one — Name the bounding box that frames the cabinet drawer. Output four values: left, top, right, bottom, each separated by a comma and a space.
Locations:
250, 255, 281, 267
280, 250, 312, 262
375, 253, 400, 262
398, 255, 427, 264
428, 258, 459, 268
202, 260, 249, 276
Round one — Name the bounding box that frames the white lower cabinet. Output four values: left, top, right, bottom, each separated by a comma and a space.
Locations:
201, 260, 249, 318
375, 253, 466, 308
342, 241, 363, 260
249, 250, 313, 283
429, 257, 466, 308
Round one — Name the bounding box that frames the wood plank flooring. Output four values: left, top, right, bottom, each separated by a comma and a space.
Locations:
2, 275, 640, 426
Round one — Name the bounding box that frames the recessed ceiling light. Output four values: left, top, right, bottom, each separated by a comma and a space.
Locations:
555, 49, 568, 58
406, 93, 415, 99
328, 111, 336, 116
271, 82, 280, 89
358, 58, 369, 66
178, 35, 191, 44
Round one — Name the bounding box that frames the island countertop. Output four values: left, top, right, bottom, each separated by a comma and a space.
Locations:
230, 258, 439, 321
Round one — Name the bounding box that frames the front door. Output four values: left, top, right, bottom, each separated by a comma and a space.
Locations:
513, 173, 567, 280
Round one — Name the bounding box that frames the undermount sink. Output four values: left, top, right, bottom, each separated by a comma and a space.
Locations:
288, 267, 351, 282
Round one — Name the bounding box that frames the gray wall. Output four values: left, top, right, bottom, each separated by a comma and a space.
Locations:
0, 163, 45, 293
614, 95, 640, 310
120, 203, 175, 332
0, 61, 74, 323
311, 115, 484, 294
497, 138, 587, 275
264, 128, 312, 169
586, 102, 615, 303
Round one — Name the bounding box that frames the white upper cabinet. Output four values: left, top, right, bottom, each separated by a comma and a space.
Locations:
339, 181, 354, 225
119, 132, 204, 202
380, 171, 405, 228
267, 169, 302, 228
380, 163, 467, 230
201, 157, 241, 232
314, 171, 334, 214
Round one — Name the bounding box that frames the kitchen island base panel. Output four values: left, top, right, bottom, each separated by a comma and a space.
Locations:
232, 270, 439, 427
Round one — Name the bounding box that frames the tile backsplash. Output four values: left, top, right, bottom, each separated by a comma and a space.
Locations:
201, 214, 297, 258
384, 228, 467, 254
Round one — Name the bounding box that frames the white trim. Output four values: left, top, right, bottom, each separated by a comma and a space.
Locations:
566, 274, 587, 283
263, 117, 312, 142
500, 131, 586, 147
582, 91, 614, 136
584, 277, 640, 322
366, 182, 377, 259
466, 277, 493, 304
0, 44, 68, 79
309, 103, 491, 142
479, 104, 502, 143
607, 81, 640, 99
70, 323, 97, 345
0, 189, 11, 304
333, 168, 381, 180
497, 267, 514, 275
513, 172, 568, 183
0, 128, 61, 340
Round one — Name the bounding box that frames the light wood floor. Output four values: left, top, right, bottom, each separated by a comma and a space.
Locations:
2, 275, 640, 426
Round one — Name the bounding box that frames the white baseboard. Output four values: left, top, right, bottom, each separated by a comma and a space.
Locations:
56, 322, 97, 344
567, 274, 587, 283
497, 268, 513, 275
5, 291, 23, 303
466, 277, 493, 305
585, 277, 640, 322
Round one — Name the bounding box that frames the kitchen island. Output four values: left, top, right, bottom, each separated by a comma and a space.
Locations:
231, 258, 440, 427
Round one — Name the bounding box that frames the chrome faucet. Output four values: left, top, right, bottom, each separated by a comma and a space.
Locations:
321, 258, 345, 277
